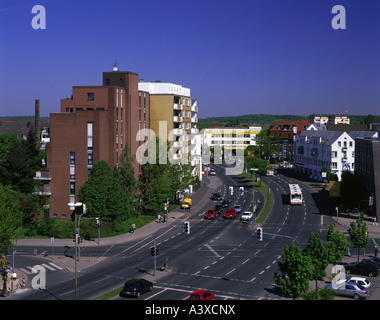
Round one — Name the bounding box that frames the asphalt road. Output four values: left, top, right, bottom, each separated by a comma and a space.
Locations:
7, 164, 345, 300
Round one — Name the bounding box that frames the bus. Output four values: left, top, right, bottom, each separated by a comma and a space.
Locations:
289, 184, 303, 205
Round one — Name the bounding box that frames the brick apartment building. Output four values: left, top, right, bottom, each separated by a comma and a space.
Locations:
269, 120, 311, 156
45, 69, 149, 219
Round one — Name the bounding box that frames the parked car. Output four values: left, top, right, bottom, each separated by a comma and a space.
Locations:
205, 209, 218, 220
221, 199, 229, 207
346, 277, 371, 289
366, 257, 380, 268
325, 282, 368, 300
119, 278, 153, 298
344, 261, 380, 277
188, 290, 215, 300
211, 193, 222, 201
223, 208, 236, 219
234, 205, 241, 213
240, 211, 253, 221
209, 169, 216, 175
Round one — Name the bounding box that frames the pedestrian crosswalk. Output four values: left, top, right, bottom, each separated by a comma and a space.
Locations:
19, 262, 63, 275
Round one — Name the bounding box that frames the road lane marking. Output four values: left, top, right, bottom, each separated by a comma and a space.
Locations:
205, 244, 221, 258
225, 268, 235, 276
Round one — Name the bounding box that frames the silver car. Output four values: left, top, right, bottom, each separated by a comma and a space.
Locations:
325, 282, 368, 300
240, 211, 253, 221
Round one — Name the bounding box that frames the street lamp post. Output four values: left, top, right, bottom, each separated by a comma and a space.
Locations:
68, 202, 86, 300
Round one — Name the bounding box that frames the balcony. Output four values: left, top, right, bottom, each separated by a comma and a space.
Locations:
174, 103, 183, 110
33, 185, 51, 196
34, 171, 51, 180
191, 117, 198, 123
173, 128, 183, 135
173, 116, 183, 123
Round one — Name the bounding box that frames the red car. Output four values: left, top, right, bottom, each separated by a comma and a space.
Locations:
188, 290, 215, 300
223, 208, 236, 219
205, 209, 217, 219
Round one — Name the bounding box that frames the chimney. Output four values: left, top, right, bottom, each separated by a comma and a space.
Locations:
35, 99, 40, 144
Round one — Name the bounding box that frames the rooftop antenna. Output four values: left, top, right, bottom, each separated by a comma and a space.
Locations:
112, 59, 119, 72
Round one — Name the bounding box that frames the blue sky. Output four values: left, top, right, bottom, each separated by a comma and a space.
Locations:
1, 0, 379, 118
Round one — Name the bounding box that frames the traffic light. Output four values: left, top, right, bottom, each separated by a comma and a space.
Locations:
151, 247, 156, 256
369, 196, 374, 206
256, 227, 263, 241
229, 186, 233, 195
73, 234, 83, 244
184, 221, 190, 234
240, 187, 244, 196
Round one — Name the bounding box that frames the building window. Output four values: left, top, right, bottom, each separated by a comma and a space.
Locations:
70, 152, 75, 165
87, 93, 95, 101
70, 182, 75, 195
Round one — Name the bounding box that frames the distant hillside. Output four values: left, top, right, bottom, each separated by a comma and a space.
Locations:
0, 116, 49, 121
198, 114, 375, 129
198, 114, 306, 126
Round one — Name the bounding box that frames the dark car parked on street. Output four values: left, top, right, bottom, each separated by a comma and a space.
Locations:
344, 261, 380, 277
119, 278, 153, 298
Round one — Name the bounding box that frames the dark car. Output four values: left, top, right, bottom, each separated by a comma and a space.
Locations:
366, 257, 380, 268
119, 278, 153, 298
214, 204, 223, 214
221, 199, 229, 207
211, 193, 222, 201
344, 262, 380, 277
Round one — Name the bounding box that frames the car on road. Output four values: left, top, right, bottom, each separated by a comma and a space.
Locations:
119, 278, 153, 298
188, 290, 215, 300
205, 209, 218, 220
240, 211, 253, 221
233, 205, 241, 213
344, 261, 380, 277
211, 193, 222, 201
325, 282, 368, 300
223, 208, 236, 219
214, 204, 223, 214
209, 169, 216, 175
221, 199, 229, 207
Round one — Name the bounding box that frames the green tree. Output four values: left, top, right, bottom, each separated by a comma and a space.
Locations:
326, 224, 350, 265
0, 133, 19, 160
0, 128, 43, 194
245, 155, 269, 176
0, 185, 22, 254
303, 232, 329, 293
274, 243, 314, 299
348, 212, 370, 261
114, 144, 139, 197
78, 160, 135, 224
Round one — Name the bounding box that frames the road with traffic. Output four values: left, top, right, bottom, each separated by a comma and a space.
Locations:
6, 164, 375, 300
